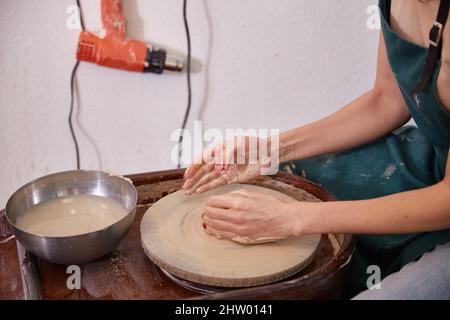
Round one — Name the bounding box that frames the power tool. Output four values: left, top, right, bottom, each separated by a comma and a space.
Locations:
76, 0, 183, 74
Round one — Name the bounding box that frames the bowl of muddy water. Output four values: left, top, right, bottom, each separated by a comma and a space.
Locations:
5, 170, 137, 264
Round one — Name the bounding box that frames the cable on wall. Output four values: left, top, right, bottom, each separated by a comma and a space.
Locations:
68, 0, 85, 170
70, 0, 192, 170
177, 0, 192, 169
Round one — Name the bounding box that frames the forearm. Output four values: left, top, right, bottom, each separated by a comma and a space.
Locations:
292, 182, 450, 235
278, 88, 410, 162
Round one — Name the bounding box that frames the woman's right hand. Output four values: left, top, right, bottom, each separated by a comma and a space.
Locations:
182, 136, 273, 195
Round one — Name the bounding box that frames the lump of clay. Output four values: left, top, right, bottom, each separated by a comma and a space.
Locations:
231, 235, 283, 245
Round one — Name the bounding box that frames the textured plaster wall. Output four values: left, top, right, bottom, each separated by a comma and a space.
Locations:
0, 0, 379, 207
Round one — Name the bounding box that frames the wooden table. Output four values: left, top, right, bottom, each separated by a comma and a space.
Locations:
0, 169, 355, 300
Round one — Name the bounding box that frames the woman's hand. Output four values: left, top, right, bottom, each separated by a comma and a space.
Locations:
202, 189, 302, 242
182, 137, 273, 195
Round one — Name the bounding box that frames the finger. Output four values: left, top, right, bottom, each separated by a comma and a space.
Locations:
183, 163, 215, 190
189, 170, 221, 193
206, 194, 238, 209
203, 225, 236, 241
203, 215, 250, 237
184, 155, 203, 179
184, 164, 200, 180
260, 156, 272, 168
195, 175, 228, 193
184, 145, 215, 180
185, 169, 220, 195
203, 215, 241, 234
203, 142, 221, 164
206, 194, 253, 213
204, 205, 242, 223
235, 136, 248, 165
207, 192, 257, 210
215, 139, 235, 170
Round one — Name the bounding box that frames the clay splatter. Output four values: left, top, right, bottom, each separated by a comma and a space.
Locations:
301, 169, 307, 178
324, 155, 336, 165
400, 135, 414, 142
414, 94, 421, 109
283, 165, 293, 174
381, 164, 397, 180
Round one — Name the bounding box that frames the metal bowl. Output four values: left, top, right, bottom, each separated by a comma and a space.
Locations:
5, 170, 137, 265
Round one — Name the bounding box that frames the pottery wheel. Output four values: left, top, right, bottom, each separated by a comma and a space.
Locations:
140, 184, 321, 287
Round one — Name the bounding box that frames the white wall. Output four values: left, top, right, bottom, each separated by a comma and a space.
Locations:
0, 0, 379, 208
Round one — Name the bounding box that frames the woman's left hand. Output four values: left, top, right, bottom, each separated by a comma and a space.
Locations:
202, 189, 301, 241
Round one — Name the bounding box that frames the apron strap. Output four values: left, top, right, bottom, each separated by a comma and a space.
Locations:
411, 0, 450, 95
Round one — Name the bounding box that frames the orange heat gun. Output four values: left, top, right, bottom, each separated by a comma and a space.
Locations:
76, 0, 183, 74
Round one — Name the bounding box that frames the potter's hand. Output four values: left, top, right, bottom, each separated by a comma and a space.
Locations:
202, 189, 299, 242
182, 137, 273, 195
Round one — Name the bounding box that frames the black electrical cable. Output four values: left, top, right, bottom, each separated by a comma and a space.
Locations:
71, 1, 190, 169
76, 0, 85, 30
69, 61, 81, 170
177, 0, 192, 169
68, 0, 85, 170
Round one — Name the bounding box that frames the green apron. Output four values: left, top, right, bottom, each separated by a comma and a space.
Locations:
281, 0, 450, 297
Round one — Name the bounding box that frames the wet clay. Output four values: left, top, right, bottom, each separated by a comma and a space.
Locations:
140, 184, 321, 287
16, 195, 128, 237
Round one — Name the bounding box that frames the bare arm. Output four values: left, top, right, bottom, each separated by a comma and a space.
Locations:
203, 151, 450, 239
201, 35, 450, 240
294, 150, 450, 235
279, 35, 411, 162
183, 35, 411, 194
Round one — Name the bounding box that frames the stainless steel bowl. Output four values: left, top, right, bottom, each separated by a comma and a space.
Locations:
5, 170, 137, 265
